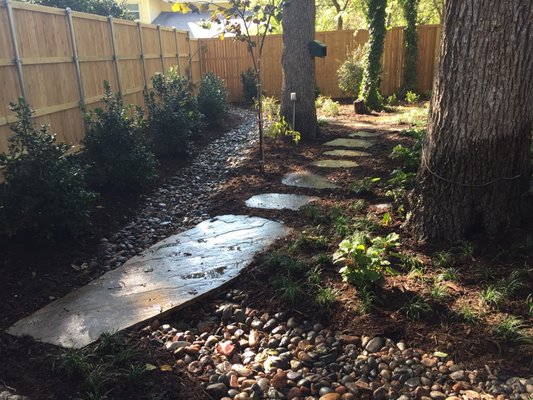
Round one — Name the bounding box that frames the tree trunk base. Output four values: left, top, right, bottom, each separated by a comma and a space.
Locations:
353, 99, 369, 115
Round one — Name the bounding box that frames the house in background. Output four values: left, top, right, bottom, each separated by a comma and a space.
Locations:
124, 0, 248, 39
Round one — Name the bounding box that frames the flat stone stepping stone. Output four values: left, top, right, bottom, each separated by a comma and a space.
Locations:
323, 149, 371, 157
323, 138, 374, 149
349, 130, 380, 138
245, 193, 317, 211
6, 215, 289, 348
312, 159, 359, 168
282, 171, 338, 189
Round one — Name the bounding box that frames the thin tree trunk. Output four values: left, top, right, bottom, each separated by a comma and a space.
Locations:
280, 0, 317, 141
410, 0, 533, 241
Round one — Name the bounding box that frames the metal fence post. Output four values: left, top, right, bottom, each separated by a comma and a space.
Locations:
5, 0, 27, 100
108, 15, 122, 96
66, 8, 85, 111
137, 21, 148, 93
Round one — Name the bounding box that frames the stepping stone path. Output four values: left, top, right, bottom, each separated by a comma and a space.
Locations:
312, 159, 359, 168
323, 149, 371, 157
7, 215, 289, 348
281, 171, 338, 189
323, 138, 374, 149
245, 193, 317, 211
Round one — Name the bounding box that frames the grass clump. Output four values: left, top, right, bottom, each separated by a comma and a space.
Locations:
403, 295, 431, 320
492, 316, 532, 344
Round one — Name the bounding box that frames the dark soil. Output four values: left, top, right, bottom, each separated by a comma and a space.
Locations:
0, 104, 531, 399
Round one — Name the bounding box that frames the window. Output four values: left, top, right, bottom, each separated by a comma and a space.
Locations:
126, 3, 140, 20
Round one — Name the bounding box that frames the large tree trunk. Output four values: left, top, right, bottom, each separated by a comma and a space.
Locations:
411, 0, 533, 242
280, 0, 317, 142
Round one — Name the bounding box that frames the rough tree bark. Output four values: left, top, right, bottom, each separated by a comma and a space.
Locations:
410, 0, 533, 242
280, 0, 317, 142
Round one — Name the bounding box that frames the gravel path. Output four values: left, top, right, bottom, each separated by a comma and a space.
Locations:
142, 290, 533, 400
91, 107, 258, 272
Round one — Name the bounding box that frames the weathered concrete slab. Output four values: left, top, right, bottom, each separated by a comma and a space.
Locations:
349, 131, 380, 138
282, 172, 338, 189
323, 138, 374, 149
312, 159, 359, 168
6, 215, 289, 348
323, 149, 371, 158
245, 193, 318, 211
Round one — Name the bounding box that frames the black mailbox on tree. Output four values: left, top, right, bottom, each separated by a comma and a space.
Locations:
309, 40, 327, 57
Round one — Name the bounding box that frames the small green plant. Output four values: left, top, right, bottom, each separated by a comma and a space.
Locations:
430, 284, 448, 301
479, 285, 504, 309
333, 231, 399, 287
337, 46, 365, 98
84, 364, 109, 400
498, 269, 525, 296
455, 241, 475, 261
266, 117, 301, 143
492, 316, 531, 343
387, 169, 416, 189
83, 82, 157, 192
300, 204, 326, 224
145, 68, 204, 157
312, 253, 331, 267
350, 199, 367, 213
316, 96, 340, 117
290, 233, 329, 253
434, 251, 454, 268
381, 212, 391, 226
273, 274, 303, 304
315, 286, 338, 309
241, 67, 257, 104
403, 295, 431, 320
385, 93, 398, 106
527, 295, 533, 317
399, 253, 424, 272
353, 215, 380, 233
127, 363, 146, 386
356, 286, 375, 314
0, 98, 94, 238
458, 307, 478, 324
197, 71, 228, 124
351, 177, 381, 194
332, 214, 353, 237
261, 252, 306, 276
405, 90, 420, 103
436, 267, 460, 282
306, 265, 322, 286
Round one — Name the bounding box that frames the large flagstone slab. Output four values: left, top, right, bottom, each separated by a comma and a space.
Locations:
323, 138, 374, 149
245, 193, 318, 211
323, 149, 371, 158
6, 215, 289, 348
282, 172, 338, 189
312, 159, 359, 168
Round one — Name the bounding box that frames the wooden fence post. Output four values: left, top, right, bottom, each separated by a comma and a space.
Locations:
186, 31, 192, 82
157, 24, 165, 72
173, 28, 181, 76
137, 21, 148, 93
66, 7, 85, 111
108, 16, 122, 96
5, 0, 27, 100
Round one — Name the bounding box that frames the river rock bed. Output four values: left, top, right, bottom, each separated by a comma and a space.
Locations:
88, 107, 258, 272
140, 290, 532, 400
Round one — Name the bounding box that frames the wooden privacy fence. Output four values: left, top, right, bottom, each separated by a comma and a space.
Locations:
199, 24, 442, 102
0, 0, 201, 153
0, 0, 442, 153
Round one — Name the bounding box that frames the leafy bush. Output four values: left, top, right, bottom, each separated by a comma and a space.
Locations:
0, 99, 94, 238
82, 82, 157, 192
258, 96, 300, 143
337, 47, 365, 98
198, 72, 228, 124
241, 67, 257, 104
405, 90, 420, 103
386, 93, 398, 106
316, 96, 340, 117
333, 231, 399, 287
145, 68, 204, 157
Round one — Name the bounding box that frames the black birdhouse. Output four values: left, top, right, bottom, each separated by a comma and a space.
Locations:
309, 40, 327, 58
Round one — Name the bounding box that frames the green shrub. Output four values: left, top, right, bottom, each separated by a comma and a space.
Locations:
241, 67, 257, 104
316, 96, 340, 117
386, 93, 398, 106
337, 47, 365, 99
198, 72, 228, 124
82, 82, 157, 192
145, 68, 204, 157
405, 90, 420, 103
0, 99, 94, 238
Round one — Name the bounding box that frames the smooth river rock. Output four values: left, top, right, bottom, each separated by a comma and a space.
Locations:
245, 193, 318, 211
7, 215, 289, 348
